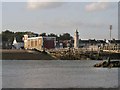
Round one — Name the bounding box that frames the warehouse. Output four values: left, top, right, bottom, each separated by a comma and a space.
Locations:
23, 34, 56, 50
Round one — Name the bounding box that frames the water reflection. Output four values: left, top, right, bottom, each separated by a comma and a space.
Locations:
2, 60, 119, 88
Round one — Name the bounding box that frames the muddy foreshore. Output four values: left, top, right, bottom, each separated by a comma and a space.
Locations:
1, 49, 120, 60
1, 49, 55, 60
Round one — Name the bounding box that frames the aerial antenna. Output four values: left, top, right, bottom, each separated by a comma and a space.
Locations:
108, 25, 112, 64
110, 25, 112, 43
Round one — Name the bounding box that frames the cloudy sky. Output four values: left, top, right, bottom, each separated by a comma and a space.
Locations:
1, 0, 119, 39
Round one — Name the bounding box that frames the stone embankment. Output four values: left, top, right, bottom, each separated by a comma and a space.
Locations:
48, 48, 120, 60
1, 48, 120, 60
94, 60, 120, 68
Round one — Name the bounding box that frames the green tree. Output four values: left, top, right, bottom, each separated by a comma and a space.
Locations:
14, 32, 27, 42
39, 33, 46, 36
48, 33, 59, 40
2, 30, 14, 42
59, 33, 73, 40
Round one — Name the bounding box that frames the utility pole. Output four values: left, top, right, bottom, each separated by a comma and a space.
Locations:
109, 25, 112, 52
110, 25, 112, 44
108, 25, 112, 63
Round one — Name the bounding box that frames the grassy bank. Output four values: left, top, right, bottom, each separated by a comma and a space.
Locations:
1, 49, 55, 60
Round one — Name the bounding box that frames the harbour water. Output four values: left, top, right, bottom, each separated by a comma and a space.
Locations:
2, 60, 119, 88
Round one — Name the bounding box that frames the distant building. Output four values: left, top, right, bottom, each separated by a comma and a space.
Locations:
103, 39, 120, 51
78, 39, 101, 51
22, 30, 120, 52
23, 34, 56, 50
74, 29, 79, 48
12, 37, 24, 49
79, 39, 106, 48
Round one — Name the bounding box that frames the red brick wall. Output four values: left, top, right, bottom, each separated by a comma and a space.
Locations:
43, 39, 55, 49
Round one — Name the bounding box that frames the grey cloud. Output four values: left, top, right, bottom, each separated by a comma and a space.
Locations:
35, 19, 108, 30
85, 1, 116, 12
27, 1, 65, 10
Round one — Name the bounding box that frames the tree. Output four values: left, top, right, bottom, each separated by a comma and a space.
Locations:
2, 30, 73, 42
59, 33, 73, 40
39, 33, 46, 36
14, 32, 27, 42
2, 30, 35, 42
2, 30, 14, 42
48, 33, 56, 37
48, 33, 59, 40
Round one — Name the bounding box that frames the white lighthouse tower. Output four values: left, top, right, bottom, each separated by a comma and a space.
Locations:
74, 29, 79, 48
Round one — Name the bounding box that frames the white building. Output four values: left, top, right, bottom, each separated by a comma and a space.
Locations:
12, 37, 24, 49
23, 34, 56, 50
74, 29, 79, 48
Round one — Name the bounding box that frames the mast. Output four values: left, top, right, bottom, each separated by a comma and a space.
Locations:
108, 25, 112, 62
110, 25, 112, 44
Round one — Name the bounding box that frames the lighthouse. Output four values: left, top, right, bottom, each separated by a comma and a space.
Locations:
74, 29, 79, 48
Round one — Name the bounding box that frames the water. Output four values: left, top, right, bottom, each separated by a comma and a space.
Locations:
2, 60, 119, 88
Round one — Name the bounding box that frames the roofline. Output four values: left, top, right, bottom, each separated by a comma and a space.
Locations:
27, 36, 56, 40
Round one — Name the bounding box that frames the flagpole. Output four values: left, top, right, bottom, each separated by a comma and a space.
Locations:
108, 25, 112, 64
110, 25, 112, 44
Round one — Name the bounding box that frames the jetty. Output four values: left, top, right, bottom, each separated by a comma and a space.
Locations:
94, 60, 120, 68
47, 48, 120, 60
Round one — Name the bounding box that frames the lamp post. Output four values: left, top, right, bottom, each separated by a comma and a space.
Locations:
109, 25, 112, 51
110, 25, 112, 44
108, 25, 112, 63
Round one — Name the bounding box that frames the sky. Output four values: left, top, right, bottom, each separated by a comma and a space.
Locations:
1, 0, 119, 40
